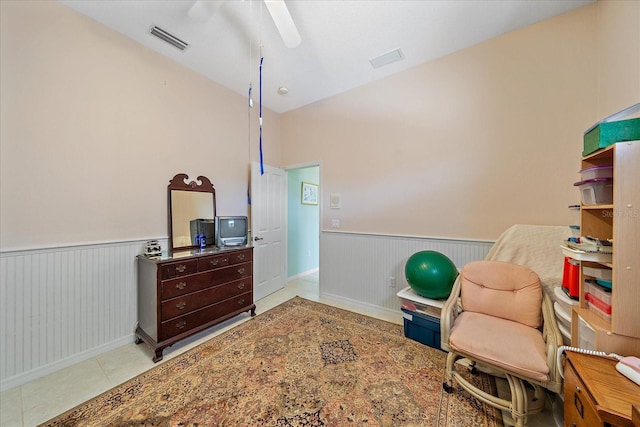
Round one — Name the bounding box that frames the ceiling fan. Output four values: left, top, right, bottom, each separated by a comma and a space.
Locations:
187, 0, 302, 48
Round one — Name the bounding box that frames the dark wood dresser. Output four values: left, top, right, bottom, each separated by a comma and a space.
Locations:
136, 246, 255, 362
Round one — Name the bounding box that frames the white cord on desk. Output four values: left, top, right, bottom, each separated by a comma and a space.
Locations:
556, 346, 623, 379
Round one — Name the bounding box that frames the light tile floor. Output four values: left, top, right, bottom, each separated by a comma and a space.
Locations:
0, 272, 561, 426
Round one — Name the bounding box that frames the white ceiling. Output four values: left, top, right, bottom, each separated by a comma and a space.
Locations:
59, 0, 595, 114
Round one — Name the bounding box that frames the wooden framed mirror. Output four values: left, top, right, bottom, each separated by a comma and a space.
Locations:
168, 173, 216, 252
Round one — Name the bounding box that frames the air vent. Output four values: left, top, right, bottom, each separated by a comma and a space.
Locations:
369, 48, 404, 69
149, 25, 189, 51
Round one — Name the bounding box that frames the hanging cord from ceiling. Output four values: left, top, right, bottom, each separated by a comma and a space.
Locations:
247, 0, 253, 161
257, 0, 265, 176
247, 80, 253, 206
259, 54, 264, 176
247, 0, 255, 206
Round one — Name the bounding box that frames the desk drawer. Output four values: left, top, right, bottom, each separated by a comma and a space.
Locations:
161, 278, 252, 320
564, 361, 600, 427
159, 292, 252, 340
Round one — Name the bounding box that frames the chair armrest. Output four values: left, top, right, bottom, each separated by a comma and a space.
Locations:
440, 276, 462, 352
541, 291, 564, 393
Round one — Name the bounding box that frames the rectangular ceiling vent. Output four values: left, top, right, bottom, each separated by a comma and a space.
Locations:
149, 25, 190, 51
369, 48, 404, 69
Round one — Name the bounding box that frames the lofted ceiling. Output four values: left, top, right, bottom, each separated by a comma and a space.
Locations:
59, 0, 595, 114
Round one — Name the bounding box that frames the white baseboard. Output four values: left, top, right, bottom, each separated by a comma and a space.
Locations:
287, 268, 319, 282
319, 291, 404, 325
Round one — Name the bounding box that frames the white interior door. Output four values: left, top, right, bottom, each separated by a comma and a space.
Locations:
251, 161, 286, 300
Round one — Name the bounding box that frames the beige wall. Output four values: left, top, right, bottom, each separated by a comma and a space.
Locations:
597, 0, 640, 118
281, 1, 638, 241
1, 1, 637, 249
0, 1, 280, 251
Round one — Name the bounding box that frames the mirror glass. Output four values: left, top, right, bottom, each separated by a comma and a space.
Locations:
168, 174, 216, 251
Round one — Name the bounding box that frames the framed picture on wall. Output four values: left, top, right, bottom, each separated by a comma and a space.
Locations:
301, 182, 318, 205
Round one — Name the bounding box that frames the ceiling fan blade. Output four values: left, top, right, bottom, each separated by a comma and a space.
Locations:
188, 0, 225, 22
264, 0, 301, 48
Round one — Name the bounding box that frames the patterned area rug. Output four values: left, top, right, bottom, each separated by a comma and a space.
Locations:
41, 297, 502, 426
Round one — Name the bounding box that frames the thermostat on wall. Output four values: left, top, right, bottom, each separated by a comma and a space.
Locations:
330, 193, 341, 209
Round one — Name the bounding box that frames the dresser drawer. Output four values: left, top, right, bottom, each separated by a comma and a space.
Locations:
161, 278, 252, 320
160, 259, 198, 279
161, 263, 251, 300
215, 262, 252, 282
161, 271, 212, 300
228, 249, 252, 265
214, 290, 253, 318
159, 292, 252, 340
198, 254, 229, 271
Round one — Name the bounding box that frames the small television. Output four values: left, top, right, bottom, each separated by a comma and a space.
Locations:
215, 216, 248, 247
190, 219, 216, 246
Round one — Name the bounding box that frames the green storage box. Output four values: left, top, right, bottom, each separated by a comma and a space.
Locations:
583, 117, 640, 156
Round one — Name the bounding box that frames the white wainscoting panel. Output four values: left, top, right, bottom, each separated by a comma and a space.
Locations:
1, 233, 489, 391
0, 239, 166, 391
319, 231, 493, 314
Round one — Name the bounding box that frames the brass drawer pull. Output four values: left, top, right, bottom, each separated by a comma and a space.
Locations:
237, 254, 245, 260
238, 299, 245, 305
176, 301, 186, 310
238, 268, 245, 274
237, 283, 245, 290
176, 281, 187, 290
176, 320, 187, 330
175, 264, 186, 273
210, 259, 219, 266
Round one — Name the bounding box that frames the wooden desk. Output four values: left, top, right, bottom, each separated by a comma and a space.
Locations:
564, 351, 640, 427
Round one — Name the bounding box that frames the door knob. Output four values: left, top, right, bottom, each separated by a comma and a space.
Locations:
254, 236, 264, 241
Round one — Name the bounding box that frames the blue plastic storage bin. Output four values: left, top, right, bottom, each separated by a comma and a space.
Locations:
401, 308, 442, 351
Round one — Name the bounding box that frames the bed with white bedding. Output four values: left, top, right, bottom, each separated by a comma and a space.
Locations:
484, 224, 572, 301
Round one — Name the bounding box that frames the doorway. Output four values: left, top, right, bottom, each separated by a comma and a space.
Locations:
286, 164, 320, 287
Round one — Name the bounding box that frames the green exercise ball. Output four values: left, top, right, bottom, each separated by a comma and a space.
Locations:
405, 251, 458, 299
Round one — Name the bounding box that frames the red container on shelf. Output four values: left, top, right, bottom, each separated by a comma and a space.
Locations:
562, 256, 580, 299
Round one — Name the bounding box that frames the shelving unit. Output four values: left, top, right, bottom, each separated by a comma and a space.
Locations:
570, 140, 640, 356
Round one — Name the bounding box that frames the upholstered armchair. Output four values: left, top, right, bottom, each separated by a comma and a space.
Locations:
440, 260, 563, 427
